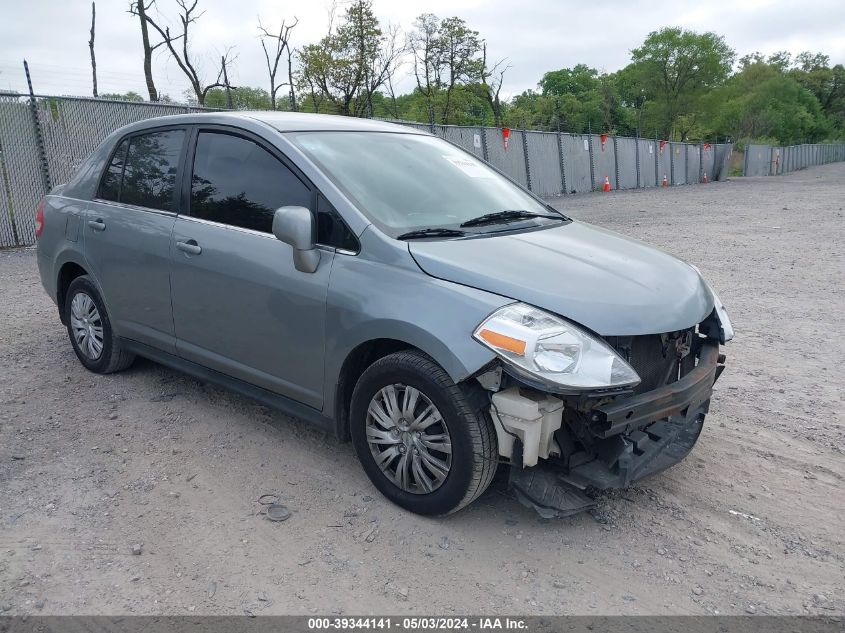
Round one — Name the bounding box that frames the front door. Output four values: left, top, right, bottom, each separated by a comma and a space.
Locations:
83, 128, 185, 353
169, 129, 334, 409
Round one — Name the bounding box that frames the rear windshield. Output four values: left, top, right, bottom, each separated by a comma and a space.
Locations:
289, 132, 553, 236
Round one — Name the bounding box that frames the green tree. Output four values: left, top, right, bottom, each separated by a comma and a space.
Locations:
524, 65, 631, 133
790, 52, 845, 130
708, 61, 831, 144
204, 86, 273, 110
298, 0, 401, 117
628, 27, 735, 138
407, 14, 485, 125
99, 91, 145, 102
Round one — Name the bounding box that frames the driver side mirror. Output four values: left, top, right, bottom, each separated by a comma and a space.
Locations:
272, 206, 321, 273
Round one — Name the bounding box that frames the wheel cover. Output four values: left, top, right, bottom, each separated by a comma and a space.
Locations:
70, 291, 104, 360
365, 384, 453, 495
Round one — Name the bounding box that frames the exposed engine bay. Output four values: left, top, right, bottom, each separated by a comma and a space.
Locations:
476, 315, 726, 518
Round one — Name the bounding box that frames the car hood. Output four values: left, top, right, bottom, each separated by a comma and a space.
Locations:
408, 221, 714, 336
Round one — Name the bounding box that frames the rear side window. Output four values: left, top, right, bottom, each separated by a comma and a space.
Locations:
121, 130, 185, 211
190, 131, 311, 233
98, 139, 128, 202
97, 130, 184, 211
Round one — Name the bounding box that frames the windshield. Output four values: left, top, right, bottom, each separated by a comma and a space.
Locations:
290, 131, 562, 237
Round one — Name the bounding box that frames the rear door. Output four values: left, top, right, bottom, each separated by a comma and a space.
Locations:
84, 127, 186, 353
169, 127, 335, 409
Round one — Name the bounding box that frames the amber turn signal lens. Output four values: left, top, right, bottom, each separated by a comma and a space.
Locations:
478, 329, 526, 356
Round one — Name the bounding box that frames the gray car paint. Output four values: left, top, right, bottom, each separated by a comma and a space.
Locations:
38, 111, 715, 432
170, 215, 336, 409
409, 222, 715, 336
84, 200, 178, 353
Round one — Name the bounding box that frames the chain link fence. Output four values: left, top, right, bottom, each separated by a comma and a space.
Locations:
0, 94, 208, 247
743, 142, 845, 176
1, 94, 735, 247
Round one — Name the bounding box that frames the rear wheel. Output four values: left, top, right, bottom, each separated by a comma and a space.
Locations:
64, 275, 134, 374
350, 350, 497, 515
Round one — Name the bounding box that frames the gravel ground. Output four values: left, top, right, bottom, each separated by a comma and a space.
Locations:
1, 164, 843, 616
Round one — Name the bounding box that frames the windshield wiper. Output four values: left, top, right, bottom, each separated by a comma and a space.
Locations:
396, 227, 467, 240
459, 209, 563, 228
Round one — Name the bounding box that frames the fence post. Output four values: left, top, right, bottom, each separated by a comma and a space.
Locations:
699, 143, 704, 183
587, 133, 596, 191
634, 135, 641, 188
480, 126, 489, 163
612, 136, 620, 190
23, 60, 52, 194
670, 142, 675, 185
521, 130, 532, 191
556, 132, 567, 195
654, 138, 659, 186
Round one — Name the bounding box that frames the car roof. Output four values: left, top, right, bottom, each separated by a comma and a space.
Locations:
114, 111, 425, 135
245, 111, 422, 133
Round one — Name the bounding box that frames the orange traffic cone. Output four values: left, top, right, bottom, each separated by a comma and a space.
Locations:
602, 175, 611, 192
661, 174, 669, 187
702, 171, 708, 184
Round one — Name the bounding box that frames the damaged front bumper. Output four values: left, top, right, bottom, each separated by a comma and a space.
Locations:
490, 339, 725, 517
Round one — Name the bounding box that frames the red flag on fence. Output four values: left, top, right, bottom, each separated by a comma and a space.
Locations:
659, 140, 667, 152
502, 127, 510, 151
703, 142, 711, 151
600, 134, 608, 151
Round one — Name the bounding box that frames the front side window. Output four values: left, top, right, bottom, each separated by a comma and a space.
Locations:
317, 194, 358, 252
190, 131, 311, 233
290, 132, 560, 237
114, 130, 184, 211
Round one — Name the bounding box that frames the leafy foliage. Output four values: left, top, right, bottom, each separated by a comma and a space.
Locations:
126, 3, 844, 144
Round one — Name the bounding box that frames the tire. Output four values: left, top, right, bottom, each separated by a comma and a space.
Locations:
350, 350, 498, 516
64, 275, 135, 374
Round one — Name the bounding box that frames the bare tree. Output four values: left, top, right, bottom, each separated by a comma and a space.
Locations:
140, 0, 232, 106
480, 42, 509, 127
128, 0, 167, 101
219, 47, 237, 109
361, 22, 404, 117
258, 16, 299, 111
89, 2, 98, 97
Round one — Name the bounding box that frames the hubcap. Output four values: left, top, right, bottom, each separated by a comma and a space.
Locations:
365, 384, 452, 495
70, 292, 104, 360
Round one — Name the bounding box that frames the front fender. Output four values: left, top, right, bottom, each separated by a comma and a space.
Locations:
322, 232, 510, 420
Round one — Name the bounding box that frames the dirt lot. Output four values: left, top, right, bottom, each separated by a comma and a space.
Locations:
1, 164, 843, 617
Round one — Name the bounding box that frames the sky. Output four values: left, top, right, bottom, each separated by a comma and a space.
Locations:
1, 0, 844, 102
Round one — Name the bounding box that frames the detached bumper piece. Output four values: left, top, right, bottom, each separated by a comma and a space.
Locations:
509, 463, 595, 518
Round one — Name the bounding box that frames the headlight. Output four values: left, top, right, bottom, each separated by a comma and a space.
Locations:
689, 265, 733, 344
710, 289, 734, 343
473, 303, 640, 390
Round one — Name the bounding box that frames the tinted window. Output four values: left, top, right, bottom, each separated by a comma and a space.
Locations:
120, 130, 184, 211
190, 132, 311, 233
98, 139, 129, 202
317, 194, 358, 251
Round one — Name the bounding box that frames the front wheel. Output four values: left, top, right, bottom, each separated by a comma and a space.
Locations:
349, 350, 498, 516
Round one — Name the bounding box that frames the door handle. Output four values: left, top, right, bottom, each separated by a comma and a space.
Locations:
87, 219, 106, 231
176, 240, 202, 255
